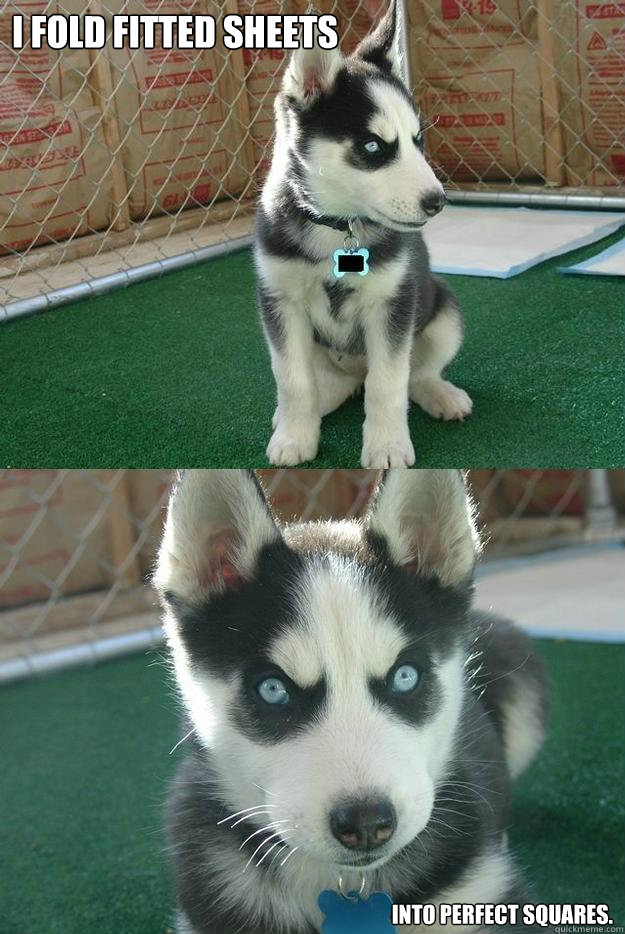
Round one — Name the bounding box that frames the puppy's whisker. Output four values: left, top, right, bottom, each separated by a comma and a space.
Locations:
239, 820, 290, 850
280, 845, 300, 868
256, 835, 292, 868
428, 816, 471, 838
433, 805, 479, 822
217, 803, 278, 825
243, 831, 286, 873
169, 729, 194, 756
419, 114, 439, 132
229, 810, 278, 829
268, 841, 291, 869
443, 780, 499, 810
251, 782, 280, 799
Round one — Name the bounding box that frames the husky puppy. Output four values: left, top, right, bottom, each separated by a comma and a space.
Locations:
156, 470, 549, 934
255, 1, 473, 467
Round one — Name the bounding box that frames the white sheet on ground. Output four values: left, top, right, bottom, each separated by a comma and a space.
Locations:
475, 547, 625, 643
422, 205, 625, 279
559, 235, 625, 277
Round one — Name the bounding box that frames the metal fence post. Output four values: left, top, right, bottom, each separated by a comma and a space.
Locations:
586, 469, 618, 535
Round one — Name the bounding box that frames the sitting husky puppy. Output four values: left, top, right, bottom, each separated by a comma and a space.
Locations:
156, 470, 549, 934
256, 1, 472, 467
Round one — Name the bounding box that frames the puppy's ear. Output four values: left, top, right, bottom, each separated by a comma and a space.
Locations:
352, 0, 402, 80
154, 470, 280, 604
366, 470, 480, 587
282, 43, 343, 105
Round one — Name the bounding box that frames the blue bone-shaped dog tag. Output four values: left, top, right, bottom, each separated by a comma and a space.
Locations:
333, 248, 370, 279
319, 888, 396, 934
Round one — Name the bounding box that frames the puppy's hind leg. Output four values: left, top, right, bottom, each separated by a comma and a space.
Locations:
313, 345, 364, 417
409, 301, 473, 421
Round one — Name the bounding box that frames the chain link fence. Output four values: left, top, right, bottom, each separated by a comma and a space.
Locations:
1, 0, 623, 317
1, 468, 623, 682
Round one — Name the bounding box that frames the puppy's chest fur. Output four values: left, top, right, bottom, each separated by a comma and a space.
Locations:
258, 228, 412, 355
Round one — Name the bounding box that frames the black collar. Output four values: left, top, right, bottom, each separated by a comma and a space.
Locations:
298, 207, 377, 233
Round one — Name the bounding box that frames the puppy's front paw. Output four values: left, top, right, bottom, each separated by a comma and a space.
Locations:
267, 419, 320, 465
361, 426, 415, 468
411, 378, 473, 421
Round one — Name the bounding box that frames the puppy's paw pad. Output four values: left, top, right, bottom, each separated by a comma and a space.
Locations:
412, 379, 473, 421
361, 439, 415, 468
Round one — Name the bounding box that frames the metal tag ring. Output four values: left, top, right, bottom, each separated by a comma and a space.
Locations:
337, 873, 366, 901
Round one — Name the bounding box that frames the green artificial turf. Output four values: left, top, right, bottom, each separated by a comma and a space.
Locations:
1, 639, 623, 934
2, 229, 624, 468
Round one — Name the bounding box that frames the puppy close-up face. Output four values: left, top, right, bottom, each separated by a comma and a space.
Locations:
238, 560, 470, 870
278, 5, 446, 229
156, 470, 478, 873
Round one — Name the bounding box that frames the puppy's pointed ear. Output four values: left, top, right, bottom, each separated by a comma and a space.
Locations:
366, 470, 480, 587
352, 0, 402, 80
282, 44, 344, 106
154, 470, 280, 604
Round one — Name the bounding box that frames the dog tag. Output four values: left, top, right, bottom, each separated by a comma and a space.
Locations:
333, 248, 370, 278
319, 888, 396, 933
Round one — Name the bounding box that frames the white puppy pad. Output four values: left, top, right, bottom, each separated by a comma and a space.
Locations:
476, 546, 625, 643
423, 205, 625, 279
559, 235, 625, 277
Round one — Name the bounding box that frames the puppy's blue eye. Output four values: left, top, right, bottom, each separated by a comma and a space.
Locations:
257, 677, 290, 705
364, 140, 381, 153
391, 665, 419, 694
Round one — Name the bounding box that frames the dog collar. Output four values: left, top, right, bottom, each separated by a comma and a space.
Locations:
297, 209, 372, 278
300, 208, 375, 233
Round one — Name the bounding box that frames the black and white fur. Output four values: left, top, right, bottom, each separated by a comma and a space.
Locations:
256, 1, 472, 468
155, 470, 550, 934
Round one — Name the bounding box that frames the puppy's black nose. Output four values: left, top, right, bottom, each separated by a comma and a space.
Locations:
330, 798, 396, 850
421, 190, 446, 217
